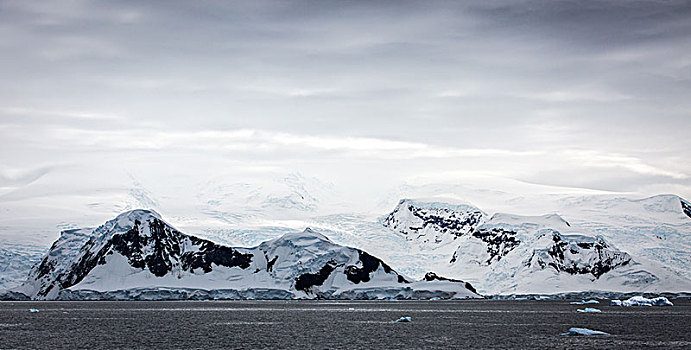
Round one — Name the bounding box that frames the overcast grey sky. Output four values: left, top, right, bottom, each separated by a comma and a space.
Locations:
1, 0, 690, 209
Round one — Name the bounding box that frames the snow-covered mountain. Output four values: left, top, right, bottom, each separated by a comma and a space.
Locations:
382, 199, 485, 245
555, 194, 691, 282
19, 210, 480, 300
179, 194, 691, 296
2, 176, 690, 298
381, 197, 691, 295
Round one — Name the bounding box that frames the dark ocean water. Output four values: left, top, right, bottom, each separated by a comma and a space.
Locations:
1, 300, 689, 349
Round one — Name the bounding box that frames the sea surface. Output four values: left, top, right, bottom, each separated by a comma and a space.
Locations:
1, 300, 689, 349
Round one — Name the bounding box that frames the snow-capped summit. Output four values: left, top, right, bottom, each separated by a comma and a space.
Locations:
264, 227, 333, 247
382, 198, 486, 245
23, 209, 253, 299
20, 210, 480, 300
111, 209, 162, 228
483, 212, 571, 229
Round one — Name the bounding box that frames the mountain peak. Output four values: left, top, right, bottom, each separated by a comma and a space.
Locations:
486, 212, 571, 229
266, 227, 332, 248
383, 198, 486, 244
397, 198, 483, 213
115, 208, 161, 222
106, 209, 162, 232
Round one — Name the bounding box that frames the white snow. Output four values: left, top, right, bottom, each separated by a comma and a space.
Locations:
610, 296, 673, 307
576, 308, 601, 313
4, 189, 691, 297
20, 211, 480, 300
561, 328, 609, 336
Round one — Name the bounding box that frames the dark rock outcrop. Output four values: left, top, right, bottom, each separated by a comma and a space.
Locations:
526, 232, 631, 278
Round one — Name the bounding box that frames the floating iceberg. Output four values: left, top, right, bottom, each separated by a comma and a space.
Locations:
394, 316, 412, 323
429, 297, 441, 301
561, 327, 609, 336
28, 309, 39, 313
570, 299, 599, 305
577, 308, 601, 313
610, 296, 673, 307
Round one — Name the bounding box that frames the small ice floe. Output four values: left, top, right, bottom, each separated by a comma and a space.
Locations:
577, 308, 601, 313
610, 296, 673, 307
570, 299, 599, 305
561, 327, 609, 336
28, 309, 39, 313
429, 297, 441, 301
394, 316, 412, 323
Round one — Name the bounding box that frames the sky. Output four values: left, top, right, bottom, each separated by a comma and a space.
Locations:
1, 0, 691, 232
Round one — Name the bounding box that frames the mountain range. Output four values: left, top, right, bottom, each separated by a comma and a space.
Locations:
14, 209, 479, 300
1, 181, 690, 299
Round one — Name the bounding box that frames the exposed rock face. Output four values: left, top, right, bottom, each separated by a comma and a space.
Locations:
525, 232, 632, 278
682, 199, 691, 219
471, 228, 521, 265
28, 210, 254, 299
295, 261, 338, 292
383, 199, 485, 244
423, 272, 477, 295
0, 290, 30, 301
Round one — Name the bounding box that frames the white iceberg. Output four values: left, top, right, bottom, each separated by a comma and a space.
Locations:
429, 297, 441, 301
561, 327, 609, 336
577, 308, 601, 313
394, 316, 412, 323
610, 296, 673, 307
570, 299, 599, 305
28, 309, 39, 313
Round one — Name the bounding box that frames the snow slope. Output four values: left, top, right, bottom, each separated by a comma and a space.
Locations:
556, 194, 691, 281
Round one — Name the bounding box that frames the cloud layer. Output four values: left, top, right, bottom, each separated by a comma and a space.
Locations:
1, 0, 690, 209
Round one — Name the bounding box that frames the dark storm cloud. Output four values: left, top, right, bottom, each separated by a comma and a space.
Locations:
470, 1, 691, 48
